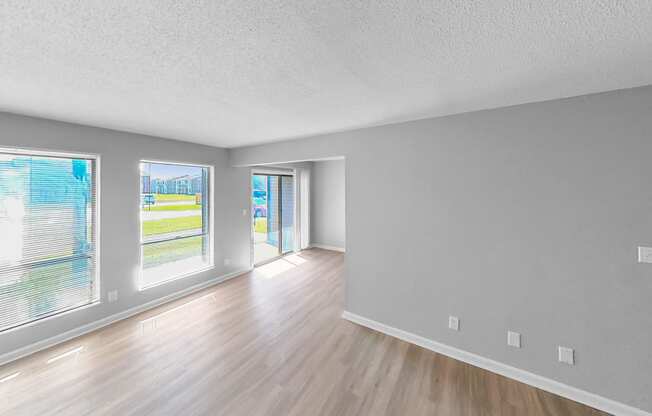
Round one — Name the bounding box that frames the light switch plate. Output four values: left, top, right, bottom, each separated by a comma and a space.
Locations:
108, 290, 118, 303
448, 316, 459, 331
507, 331, 521, 348
558, 346, 574, 365
638, 246, 652, 263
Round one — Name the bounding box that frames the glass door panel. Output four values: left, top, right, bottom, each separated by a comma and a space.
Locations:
266, 175, 280, 250
281, 175, 295, 253
253, 174, 277, 264
252, 173, 295, 265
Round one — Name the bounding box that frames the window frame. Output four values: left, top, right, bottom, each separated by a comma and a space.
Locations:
0, 146, 101, 333
138, 159, 214, 290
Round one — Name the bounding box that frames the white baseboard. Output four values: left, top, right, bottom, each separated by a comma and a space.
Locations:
310, 243, 346, 252
342, 311, 651, 416
0, 268, 252, 367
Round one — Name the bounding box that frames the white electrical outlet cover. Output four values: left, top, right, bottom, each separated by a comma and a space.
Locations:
638, 246, 652, 263
448, 316, 459, 331
508, 331, 521, 348
558, 346, 574, 365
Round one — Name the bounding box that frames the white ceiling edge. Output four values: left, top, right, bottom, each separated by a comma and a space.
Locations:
3, 82, 651, 152
223, 83, 652, 149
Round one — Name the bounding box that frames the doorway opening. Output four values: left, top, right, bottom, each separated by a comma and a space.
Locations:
252, 172, 295, 265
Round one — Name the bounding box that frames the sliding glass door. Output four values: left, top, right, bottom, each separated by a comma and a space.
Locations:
252, 173, 294, 265
280, 176, 294, 253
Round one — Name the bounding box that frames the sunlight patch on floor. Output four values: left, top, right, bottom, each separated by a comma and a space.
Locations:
139, 292, 217, 326
283, 253, 307, 266
46, 346, 84, 364
256, 258, 297, 278
0, 372, 20, 383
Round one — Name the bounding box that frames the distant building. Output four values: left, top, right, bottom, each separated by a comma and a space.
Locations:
141, 175, 151, 193
164, 177, 179, 194
150, 178, 164, 194
177, 177, 190, 194
191, 176, 202, 194
152, 175, 202, 195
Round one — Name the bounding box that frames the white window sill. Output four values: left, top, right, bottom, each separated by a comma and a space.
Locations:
138, 264, 215, 291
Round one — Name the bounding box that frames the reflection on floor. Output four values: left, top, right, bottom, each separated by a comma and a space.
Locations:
255, 253, 307, 278
254, 231, 279, 264
0, 249, 607, 416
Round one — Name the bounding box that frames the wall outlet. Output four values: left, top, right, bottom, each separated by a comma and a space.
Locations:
224, 258, 231, 266
638, 246, 652, 263
507, 331, 521, 348
108, 290, 118, 303
448, 316, 460, 331
242, 209, 248, 216
558, 346, 574, 365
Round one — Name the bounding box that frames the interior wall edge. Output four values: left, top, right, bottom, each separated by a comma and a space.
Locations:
309, 244, 346, 253
230, 85, 652, 411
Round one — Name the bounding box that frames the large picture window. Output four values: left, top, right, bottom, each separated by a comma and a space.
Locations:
140, 161, 211, 288
0, 149, 98, 332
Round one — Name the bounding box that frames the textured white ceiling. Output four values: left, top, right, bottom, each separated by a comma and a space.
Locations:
1, 1, 651, 148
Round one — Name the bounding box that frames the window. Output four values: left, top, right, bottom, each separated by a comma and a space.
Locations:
140, 161, 212, 288
0, 149, 98, 332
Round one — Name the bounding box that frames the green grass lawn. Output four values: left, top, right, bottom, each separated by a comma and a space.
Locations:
154, 194, 196, 202
142, 236, 202, 268
143, 216, 202, 236
144, 203, 201, 212
254, 217, 267, 233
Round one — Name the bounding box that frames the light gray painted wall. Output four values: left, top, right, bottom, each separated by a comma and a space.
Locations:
311, 160, 346, 249
0, 112, 251, 357
230, 86, 652, 412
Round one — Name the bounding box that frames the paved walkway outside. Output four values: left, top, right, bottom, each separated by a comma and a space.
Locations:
141, 211, 200, 220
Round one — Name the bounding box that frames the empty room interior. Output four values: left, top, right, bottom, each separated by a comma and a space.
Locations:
0, 2, 651, 415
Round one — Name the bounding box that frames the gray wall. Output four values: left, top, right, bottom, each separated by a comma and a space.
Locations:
3, 85, 652, 412
0, 112, 250, 357
230, 86, 652, 412
311, 160, 346, 249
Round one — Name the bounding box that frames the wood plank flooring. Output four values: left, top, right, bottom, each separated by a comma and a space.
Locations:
0, 249, 607, 415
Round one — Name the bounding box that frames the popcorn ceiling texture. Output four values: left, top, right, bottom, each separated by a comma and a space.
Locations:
1, 1, 651, 147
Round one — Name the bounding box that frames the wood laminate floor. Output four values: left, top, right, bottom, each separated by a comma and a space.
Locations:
0, 249, 607, 416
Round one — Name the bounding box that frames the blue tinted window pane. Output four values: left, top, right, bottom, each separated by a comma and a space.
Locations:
281, 176, 294, 253
0, 152, 96, 331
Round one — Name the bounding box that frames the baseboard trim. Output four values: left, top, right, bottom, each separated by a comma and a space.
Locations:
310, 244, 346, 252
342, 311, 650, 416
0, 268, 252, 367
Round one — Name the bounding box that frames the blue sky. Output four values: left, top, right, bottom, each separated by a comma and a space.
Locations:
252, 174, 267, 191
141, 162, 202, 180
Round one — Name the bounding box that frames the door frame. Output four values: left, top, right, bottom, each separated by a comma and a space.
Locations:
250, 169, 297, 267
